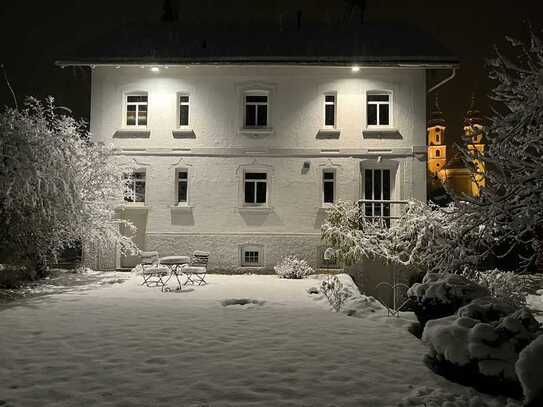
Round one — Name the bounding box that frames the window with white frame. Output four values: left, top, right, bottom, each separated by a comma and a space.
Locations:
324, 94, 337, 128
124, 171, 146, 203
244, 93, 268, 127
179, 95, 190, 127
322, 170, 336, 204
244, 172, 267, 205
363, 168, 391, 225
126, 94, 148, 127
367, 91, 391, 127
177, 170, 188, 204
241, 246, 262, 266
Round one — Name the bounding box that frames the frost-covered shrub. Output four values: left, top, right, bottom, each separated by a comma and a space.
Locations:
516, 334, 543, 406
474, 269, 527, 307
274, 256, 313, 279
422, 298, 542, 399
407, 273, 489, 327
320, 275, 353, 311
0, 98, 136, 275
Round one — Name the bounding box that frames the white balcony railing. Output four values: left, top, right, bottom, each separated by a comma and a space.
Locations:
356, 199, 408, 228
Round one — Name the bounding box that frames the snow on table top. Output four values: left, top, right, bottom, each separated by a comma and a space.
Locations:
0, 272, 517, 407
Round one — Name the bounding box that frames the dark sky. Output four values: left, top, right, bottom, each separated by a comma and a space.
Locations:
1, 0, 542, 147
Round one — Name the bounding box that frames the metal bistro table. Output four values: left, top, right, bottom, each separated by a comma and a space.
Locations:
159, 256, 191, 291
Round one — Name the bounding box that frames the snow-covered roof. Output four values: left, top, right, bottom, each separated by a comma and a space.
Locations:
55, 22, 458, 67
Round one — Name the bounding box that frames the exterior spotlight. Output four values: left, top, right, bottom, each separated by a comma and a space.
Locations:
151, 66, 160, 72
352, 66, 360, 72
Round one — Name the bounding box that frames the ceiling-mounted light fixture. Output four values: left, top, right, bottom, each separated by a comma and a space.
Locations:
151, 66, 160, 72
352, 66, 360, 73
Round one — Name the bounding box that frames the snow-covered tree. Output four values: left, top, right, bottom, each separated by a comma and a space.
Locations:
455, 31, 543, 272
0, 97, 136, 275
321, 200, 477, 274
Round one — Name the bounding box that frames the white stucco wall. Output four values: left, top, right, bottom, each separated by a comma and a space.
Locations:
89, 65, 427, 270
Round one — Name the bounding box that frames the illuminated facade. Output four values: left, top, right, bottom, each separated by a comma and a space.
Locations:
427, 95, 485, 199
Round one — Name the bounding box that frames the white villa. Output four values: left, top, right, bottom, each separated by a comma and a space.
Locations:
57, 23, 458, 271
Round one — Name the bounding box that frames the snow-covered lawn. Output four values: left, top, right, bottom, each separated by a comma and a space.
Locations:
0, 272, 521, 407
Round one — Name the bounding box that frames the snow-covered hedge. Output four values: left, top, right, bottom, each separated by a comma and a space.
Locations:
407, 273, 489, 327
474, 269, 527, 307
274, 256, 313, 279
516, 334, 543, 406
422, 298, 542, 399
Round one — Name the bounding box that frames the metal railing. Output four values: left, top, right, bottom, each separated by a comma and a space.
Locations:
356, 199, 408, 228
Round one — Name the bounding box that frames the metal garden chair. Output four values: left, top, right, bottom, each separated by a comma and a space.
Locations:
181, 251, 209, 286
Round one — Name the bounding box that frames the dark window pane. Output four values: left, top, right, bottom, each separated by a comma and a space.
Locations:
135, 182, 145, 202
246, 95, 267, 103
367, 104, 377, 125
364, 169, 372, 200
374, 170, 382, 200
138, 110, 147, 126
256, 182, 267, 203
180, 105, 189, 126
245, 105, 256, 126
368, 94, 389, 102
379, 104, 389, 125
383, 170, 390, 200
139, 104, 147, 112
178, 181, 187, 202
126, 111, 136, 126
324, 181, 334, 203
257, 105, 267, 126
244, 251, 259, 264
134, 172, 145, 179
178, 171, 187, 180
127, 104, 137, 111
325, 95, 335, 103
325, 104, 335, 126
127, 95, 147, 103
245, 173, 267, 180
323, 171, 334, 180
179, 95, 189, 103
245, 181, 255, 203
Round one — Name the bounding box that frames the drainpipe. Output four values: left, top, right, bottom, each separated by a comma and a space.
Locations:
427, 68, 456, 94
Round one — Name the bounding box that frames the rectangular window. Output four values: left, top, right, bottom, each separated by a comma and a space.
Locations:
124, 171, 146, 203
244, 251, 259, 265
364, 168, 391, 226
245, 95, 268, 127
179, 95, 189, 126
244, 172, 267, 205
177, 170, 188, 203
367, 93, 391, 127
126, 95, 148, 126
323, 170, 335, 204
324, 94, 336, 127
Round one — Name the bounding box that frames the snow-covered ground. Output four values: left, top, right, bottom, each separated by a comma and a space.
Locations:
0, 272, 522, 407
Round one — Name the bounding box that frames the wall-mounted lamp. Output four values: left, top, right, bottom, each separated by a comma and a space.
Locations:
303, 161, 311, 170
377, 155, 382, 163
151, 67, 160, 73
351, 66, 360, 73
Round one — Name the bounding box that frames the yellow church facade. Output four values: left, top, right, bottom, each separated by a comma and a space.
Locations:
427, 96, 485, 199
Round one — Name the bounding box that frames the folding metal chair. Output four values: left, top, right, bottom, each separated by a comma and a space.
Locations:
181, 251, 209, 286
139, 251, 171, 291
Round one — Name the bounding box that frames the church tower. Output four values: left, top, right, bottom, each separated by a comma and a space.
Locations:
427, 95, 447, 181
463, 94, 485, 195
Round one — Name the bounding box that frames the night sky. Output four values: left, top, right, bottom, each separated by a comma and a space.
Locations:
1, 0, 542, 147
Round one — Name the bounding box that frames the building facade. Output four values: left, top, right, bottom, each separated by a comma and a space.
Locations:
59, 23, 458, 271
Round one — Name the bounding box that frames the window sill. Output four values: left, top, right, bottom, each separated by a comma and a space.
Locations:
237, 206, 273, 213
170, 204, 193, 212
238, 128, 274, 138
319, 203, 335, 210
113, 129, 151, 138
172, 129, 196, 139
362, 128, 401, 139
118, 204, 150, 212
316, 128, 341, 139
